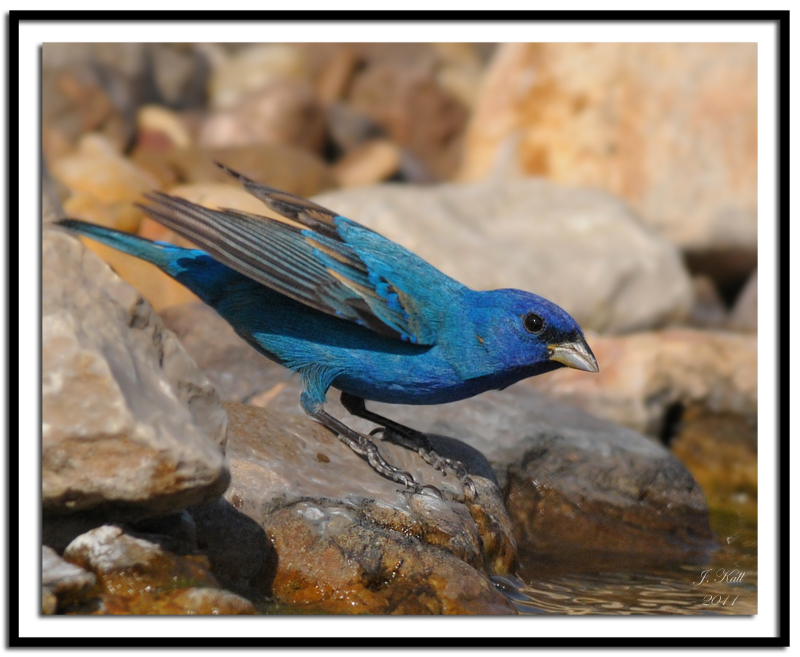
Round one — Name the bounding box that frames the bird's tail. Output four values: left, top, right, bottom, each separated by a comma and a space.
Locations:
55, 219, 189, 272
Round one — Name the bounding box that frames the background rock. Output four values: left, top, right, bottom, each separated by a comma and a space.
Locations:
313, 180, 693, 333
729, 269, 758, 332
525, 329, 758, 437
458, 43, 757, 253
42, 546, 97, 615
42, 230, 229, 519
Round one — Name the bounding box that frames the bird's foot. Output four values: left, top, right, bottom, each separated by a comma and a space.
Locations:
370, 427, 478, 500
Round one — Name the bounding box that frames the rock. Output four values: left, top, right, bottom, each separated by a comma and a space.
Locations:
223, 403, 517, 614
199, 80, 327, 154
327, 102, 386, 153
42, 546, 96, 614
189, 498, 276, 594
687, 275, 728, 329
314, 46, 360, 104
50, 133, 161, 233
204, 43, 311, 110
62, 525, 255, 615
135, 104, 192, 149
459, 43, 757, 252
167, 144, 337, 198
729, 269, 757, 332
42, 229, 229, 518
312, 180, 692, 333
525, 329, 758, 437
348, 62, 469, 180
333, 139, 402, 187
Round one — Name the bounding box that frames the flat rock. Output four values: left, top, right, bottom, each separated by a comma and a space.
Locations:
42, 230, 229, 519
223, 403, 517, 615
525, 329, 758, 437
313, 180, 692, 333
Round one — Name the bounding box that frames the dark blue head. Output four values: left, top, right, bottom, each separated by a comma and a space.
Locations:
465, 288, 599, 379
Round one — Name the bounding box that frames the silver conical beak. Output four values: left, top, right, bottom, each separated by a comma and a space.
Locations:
548, 338, 599, 373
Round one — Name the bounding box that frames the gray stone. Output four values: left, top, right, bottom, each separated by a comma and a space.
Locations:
42, 229, 229, 518
729, 269, 758, 332
312, 180, 693, 333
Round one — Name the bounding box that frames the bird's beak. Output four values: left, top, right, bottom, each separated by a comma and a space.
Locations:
548, 338, 599, 373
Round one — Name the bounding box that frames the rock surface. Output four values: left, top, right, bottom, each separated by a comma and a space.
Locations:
61, 525, 255, 615
222, 402, 518, 614
42, 546, 96, 615
42, 229, 229, 518
459, 43, 757, 252
313, 180, 693, 333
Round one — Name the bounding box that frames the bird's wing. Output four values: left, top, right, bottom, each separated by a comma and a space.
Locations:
137, 164, 446, 344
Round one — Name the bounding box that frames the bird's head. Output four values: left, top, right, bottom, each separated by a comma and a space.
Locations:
467, 288, 599, 377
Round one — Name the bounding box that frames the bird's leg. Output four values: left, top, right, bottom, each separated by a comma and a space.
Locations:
340, 392, 477, 499
301, 393, 440, 497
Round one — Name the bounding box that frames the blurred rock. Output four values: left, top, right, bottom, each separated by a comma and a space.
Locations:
136, 104, 192, 150
42, 230, 229, 519
313, 180, 693, 333
683, 247, 757, 306
167, 144, 337, 198
525, 329, 757, 437
51, 133, 160, 233
315, 46, 360, 104
42, 546, 96, 615
326, 102, 386, 153
222, 402, 517, 614
348, 62, 469, 180
459, 43, 757, 253
728, 269, 758, 332
203, 43, 311, 110
333, 139, 402, 187
62, 525, 255, 615
199, 80, 327, 153
431, 42, 487, 109
687, 275, 728, 329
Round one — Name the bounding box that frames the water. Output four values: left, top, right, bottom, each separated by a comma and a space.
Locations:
510, 505, 757, 615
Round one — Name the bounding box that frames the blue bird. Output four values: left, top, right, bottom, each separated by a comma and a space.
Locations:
57, 163, 598, 497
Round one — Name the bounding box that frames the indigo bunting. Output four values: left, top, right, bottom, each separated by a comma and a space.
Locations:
57, 163, 598, 497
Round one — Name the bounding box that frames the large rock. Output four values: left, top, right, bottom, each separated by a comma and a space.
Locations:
459, 43, 757, 253
42, 229, 229, 519
313, 180, 693, 333
222, 403, 517, 615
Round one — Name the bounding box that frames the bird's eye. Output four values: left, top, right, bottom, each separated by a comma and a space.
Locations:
523, 312, 544, 334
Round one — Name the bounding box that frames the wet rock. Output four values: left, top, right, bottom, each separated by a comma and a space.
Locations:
729, 269, 757, 332
313, 180, 692, 333
62, 525, 255, 615
199, 80, 327, 154
42, 230, 229, 519
348, 62, 468, 180
525, 329, 758, 437
42, 546, 96, 614
459, 43, 757, 253
223, 403, 517, 614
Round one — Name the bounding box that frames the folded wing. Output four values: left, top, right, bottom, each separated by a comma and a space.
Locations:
137, 164, 443, 344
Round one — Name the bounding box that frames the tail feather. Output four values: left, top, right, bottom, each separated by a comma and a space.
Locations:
55, 219, 191, 273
